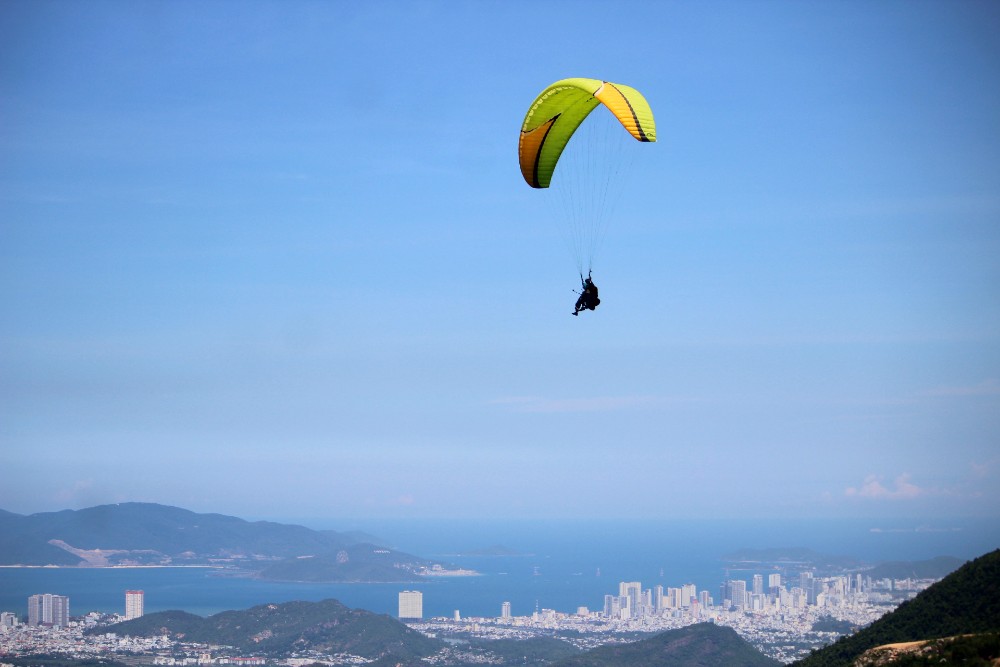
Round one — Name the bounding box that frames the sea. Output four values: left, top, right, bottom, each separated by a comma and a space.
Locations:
2, 518, 997, 620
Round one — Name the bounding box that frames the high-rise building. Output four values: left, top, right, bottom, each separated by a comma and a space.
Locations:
398, 590, 423, 620
681, 583, 697, 608
727, 580, 747, 610
125, 590, 144, 620
799, 571, 814, 592
667, 587, 681, 609
752, 574, 764, 595
616, 596, 630, 620
27, 594, 69, 627
1, 612, 18, 628
618, 582, 641, 618
27, 596, 41, 626
602, 594, 617, 618
52, 595, 68, 627
501, 601, 511, 619
768, 573, 783, 599
798, 571, 818, 605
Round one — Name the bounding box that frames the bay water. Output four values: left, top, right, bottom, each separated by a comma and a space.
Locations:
1, 518, 996, 620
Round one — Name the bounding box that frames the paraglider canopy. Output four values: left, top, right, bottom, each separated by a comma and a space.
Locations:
519, 78, 656, 189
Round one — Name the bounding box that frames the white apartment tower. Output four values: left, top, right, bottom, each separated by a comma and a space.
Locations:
728, 580, 747, 610
681, 583, 697, 608
618, 582, 641, 617
27, 594, 69, 627
501, 601, 511, 619
398, 590, 423, 620
125, 590, 144, 620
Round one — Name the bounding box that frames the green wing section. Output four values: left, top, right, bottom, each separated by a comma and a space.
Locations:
519, 77, 656, 189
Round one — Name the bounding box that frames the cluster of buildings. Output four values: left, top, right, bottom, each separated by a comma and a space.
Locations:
1, 590, 278, 665
0, 619, 270, 666
25, 594, 70, 628
0, 573, 929, 666
2, 590, 144, 630
602, 570, 893, 620
398, 570, 908, 624
401, 571, 929, 663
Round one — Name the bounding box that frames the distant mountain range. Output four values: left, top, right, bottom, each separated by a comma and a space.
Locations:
0, 503, 442, 582
722, 547, 964, 581
722, 547, 863, 573
792, 548, 1000, 666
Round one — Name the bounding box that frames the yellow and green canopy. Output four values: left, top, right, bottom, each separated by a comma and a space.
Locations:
518, 78, 656, 189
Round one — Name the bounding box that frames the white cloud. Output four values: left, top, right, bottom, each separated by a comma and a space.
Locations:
971, 457, 999, 479
844, 473, 926, 500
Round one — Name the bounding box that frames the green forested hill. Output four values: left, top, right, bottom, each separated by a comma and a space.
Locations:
794, 549, 1000, 667
92, 598, 442, 660
550, 622, 781, 667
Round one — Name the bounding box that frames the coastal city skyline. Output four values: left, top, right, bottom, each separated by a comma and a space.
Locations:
0, 567, 934, 626
395, 570, 921, 623
2, 564, 940, 664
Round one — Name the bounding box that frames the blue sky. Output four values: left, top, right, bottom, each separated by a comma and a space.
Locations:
2, 0, 998, 523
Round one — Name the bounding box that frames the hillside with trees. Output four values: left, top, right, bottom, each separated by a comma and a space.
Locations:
793, 549, 1000, 667
90, 598, 442, 660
